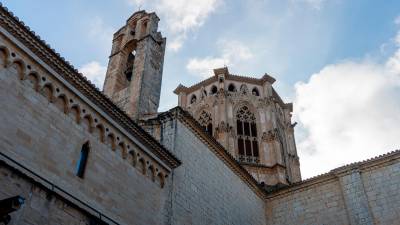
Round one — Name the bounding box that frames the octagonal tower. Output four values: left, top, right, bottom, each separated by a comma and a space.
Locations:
174, 67, 301, 186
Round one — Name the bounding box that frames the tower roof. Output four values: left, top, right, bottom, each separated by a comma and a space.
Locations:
173, 66, 276, 94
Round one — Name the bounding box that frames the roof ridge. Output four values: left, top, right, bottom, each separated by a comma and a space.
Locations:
0, 3, 180, 168
301, 149, 400, 183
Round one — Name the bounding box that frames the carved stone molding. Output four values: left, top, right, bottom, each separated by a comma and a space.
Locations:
262, 128, 279, 142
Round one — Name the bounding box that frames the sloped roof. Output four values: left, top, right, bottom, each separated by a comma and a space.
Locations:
0, 3, 180, 169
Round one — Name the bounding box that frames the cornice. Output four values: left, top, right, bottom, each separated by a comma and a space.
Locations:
0, 3, 180, 169
174, 69, 276, 95
265, 149, 400, 199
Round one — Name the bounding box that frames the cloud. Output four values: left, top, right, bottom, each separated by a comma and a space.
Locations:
395, 15, 400, 25
127, 0, 223, 51
187, 57, 226, 78
79, 61, 107, 89
186, 39, 253, 78
85, 16, 114, 55
292, 0, 327, 10
294, 35, 400, 178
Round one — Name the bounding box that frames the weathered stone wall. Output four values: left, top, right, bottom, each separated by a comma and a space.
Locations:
0, 162, 94, 225
0, 35, 170, 225
159, 119, 267, 225
103, 11, 166, 120
265, 151, 400, 225
361, 162, 400, 224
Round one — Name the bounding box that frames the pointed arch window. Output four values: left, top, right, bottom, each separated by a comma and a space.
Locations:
228, 83, 236, 92
252, 87, 260, 96
76, 141, 90, 178
236, 106, 259, 164
125, 50, 136, 81
210, 85, 218, 95
190, 95, 197, 104
198, 111, 213, 136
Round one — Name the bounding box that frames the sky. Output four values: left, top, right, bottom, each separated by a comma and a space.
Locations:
3, 0, 400, 179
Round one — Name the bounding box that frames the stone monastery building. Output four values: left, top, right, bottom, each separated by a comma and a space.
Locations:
0, 4, 399, 225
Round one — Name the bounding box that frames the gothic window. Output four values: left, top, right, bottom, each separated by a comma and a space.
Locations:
198, 111, 213, 136
76, 141, 90, 178
210, 85, 218, 95
236, 106, 259, 163
190, 95, 197, 104
252, 87, 260, 96
228, 83, 236, 92
125, 50, 136, 81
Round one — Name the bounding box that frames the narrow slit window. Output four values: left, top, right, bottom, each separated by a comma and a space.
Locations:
76, 142, 90, 178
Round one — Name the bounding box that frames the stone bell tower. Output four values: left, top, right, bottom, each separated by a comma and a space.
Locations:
103, 11, 166, 120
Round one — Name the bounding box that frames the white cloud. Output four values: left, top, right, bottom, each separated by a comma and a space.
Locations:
127, 0, 223, 51
293, 0, 327, 10
294, 36, 400, 178
85, 16, 114, 55
186, 39, 253, 78
187, 57, 226, 78
395, 15, 400, 25
79, 61, 107, 89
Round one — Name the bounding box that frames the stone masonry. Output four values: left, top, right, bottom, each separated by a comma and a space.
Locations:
174, 67, 301, 186
103, 11, 166, 120
265, 150, 400, 225
1, 3, 400, 225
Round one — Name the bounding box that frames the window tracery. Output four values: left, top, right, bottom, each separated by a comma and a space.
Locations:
198, 110, 213, 136
236, 106, 259, 164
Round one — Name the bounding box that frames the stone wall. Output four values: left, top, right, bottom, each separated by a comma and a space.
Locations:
265, 150, 400, 225
0, 161, 95, 225
158, 118, 267, 225
0, 34, 172, 225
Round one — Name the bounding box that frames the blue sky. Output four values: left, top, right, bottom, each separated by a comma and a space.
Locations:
4, 0, 400, 178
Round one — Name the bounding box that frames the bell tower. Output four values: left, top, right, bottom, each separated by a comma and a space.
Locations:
103, 11, 166, 120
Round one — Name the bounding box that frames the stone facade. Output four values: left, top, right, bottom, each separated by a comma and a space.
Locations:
103, 11, 166, 120
265, 150, 400, 225
0, 161, 102, 225
174, 67, 301, 186
0, 6, 178, 224
142, 110, 267, 225
1, 3, 400, 225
